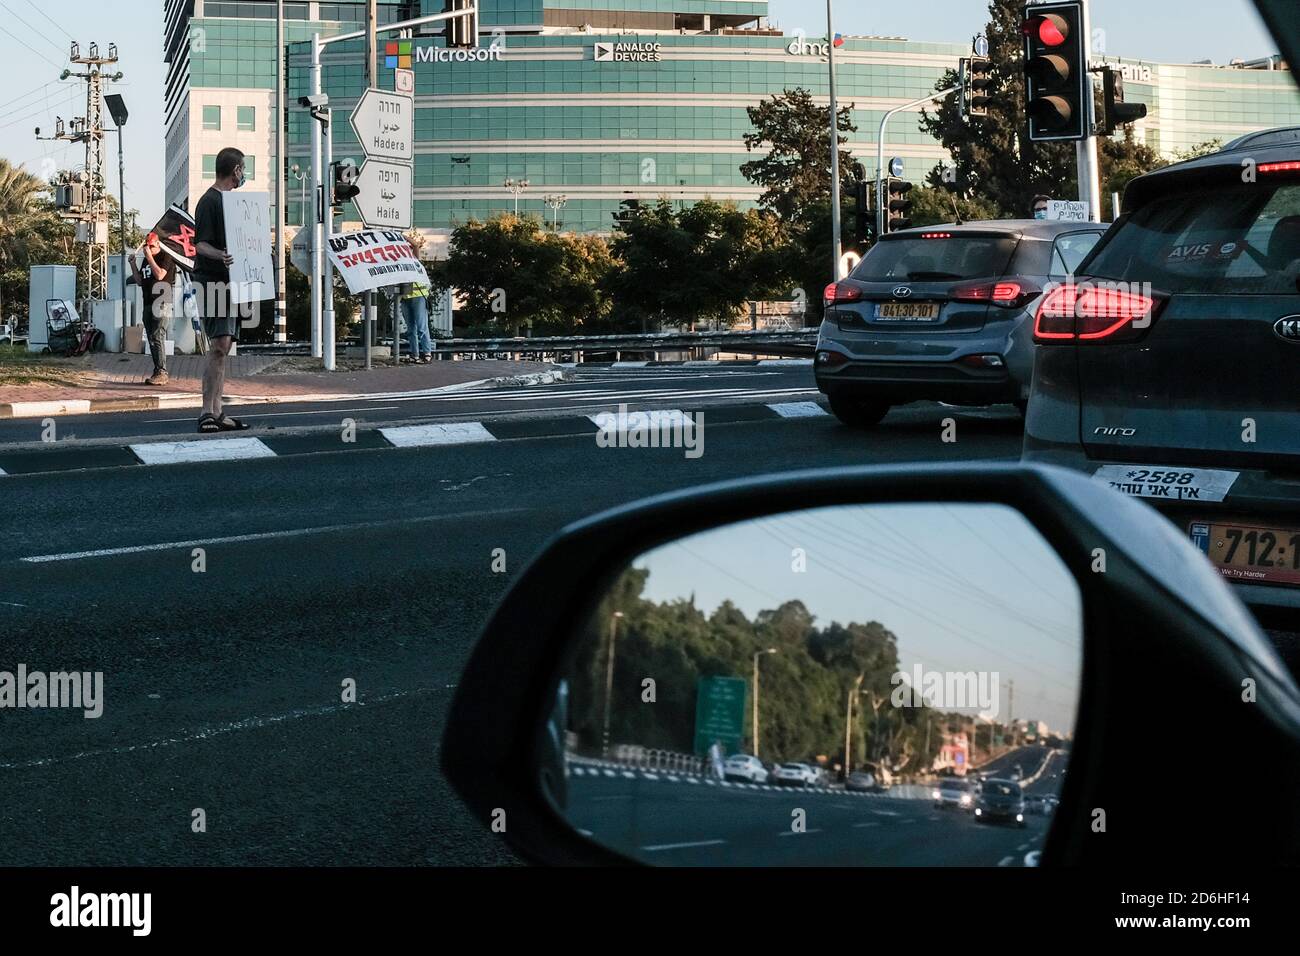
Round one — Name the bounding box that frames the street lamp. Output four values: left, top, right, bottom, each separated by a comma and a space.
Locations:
752, 647, 777, 758
826, 0, 843, 280
291, 164, 307, 226
504, 177, 530, 216
543, 193, 568, 231
104, 92, 128, 347
601, 611, 624, 759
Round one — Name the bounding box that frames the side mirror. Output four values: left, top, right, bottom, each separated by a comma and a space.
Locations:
442, 464, 1300, 866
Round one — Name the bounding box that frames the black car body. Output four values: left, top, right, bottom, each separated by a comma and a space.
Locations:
974, 778, 1026, 826
1024, 129, 1300, 626
816, 220, 1107, 425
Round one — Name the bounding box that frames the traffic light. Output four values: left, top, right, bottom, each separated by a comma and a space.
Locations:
445, 0, 478, 48
1021, 1, 1089, 141
961, 55, 992, 120
854, 179, 872, 246
886, 178, 914, 234
1100, 67, 1148, 135
331, 162, 360, 207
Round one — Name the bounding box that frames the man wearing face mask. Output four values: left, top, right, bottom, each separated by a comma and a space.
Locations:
1031, 195, 1052, 221
193, 146, 252, 434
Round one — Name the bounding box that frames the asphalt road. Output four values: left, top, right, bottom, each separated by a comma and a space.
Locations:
0, 364, 828, 445
0, 366, 1027, 866
564, 772, 1049, 867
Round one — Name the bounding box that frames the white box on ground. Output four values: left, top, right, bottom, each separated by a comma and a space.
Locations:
26, 265, 77, 352
91, 300, 127, 353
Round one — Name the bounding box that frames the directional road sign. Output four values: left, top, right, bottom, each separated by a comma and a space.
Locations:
355, 160, 412, 230
349, 88, 414, 164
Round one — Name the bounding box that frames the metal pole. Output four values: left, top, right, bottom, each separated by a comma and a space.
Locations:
602, 613, 621, 759
323, 107, 336, 371
274, 0, 286, 343
310, 34, 323, 359
876, 86, 961, 239
1078, 0, 1102, 222
752, 653, 760, 757
827, 0, 842, 280
366, 2, 378, 369
116, 127, 127, 351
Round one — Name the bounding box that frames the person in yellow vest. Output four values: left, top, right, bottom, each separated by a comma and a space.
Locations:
401, 281, 433, 364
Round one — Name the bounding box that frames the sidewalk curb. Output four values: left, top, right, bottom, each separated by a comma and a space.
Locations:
0, 369, 571, 421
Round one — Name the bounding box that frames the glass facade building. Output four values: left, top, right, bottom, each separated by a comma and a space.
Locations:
163, 0, 1300, 256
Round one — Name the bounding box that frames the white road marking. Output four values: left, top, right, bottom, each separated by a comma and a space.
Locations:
871, 810, 902, 817
3, 400, 92, 416
0, 465, 6, 476
19, 508, 524, 564
130, 437, 277, 465
852, 822, 881, 829
641, 839, 726, 852
380, 422, 498, 447
998, 856, 1016, 867
0, 685, 440, 770
588, 409, 691, 431
1, 601, 28, 607
778, 829, 823, 837
769, 401, 829, 418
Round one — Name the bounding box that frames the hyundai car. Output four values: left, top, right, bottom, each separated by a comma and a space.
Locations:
815, 220, 1107, 427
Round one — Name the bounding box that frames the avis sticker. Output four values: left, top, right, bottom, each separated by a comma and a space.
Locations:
1093, 466, 1240, 503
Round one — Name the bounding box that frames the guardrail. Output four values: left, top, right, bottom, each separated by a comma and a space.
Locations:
239, 329, 819, 360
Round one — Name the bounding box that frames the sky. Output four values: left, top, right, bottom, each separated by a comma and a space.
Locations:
0, 0, 1282, 228
634, 503, 1083, 733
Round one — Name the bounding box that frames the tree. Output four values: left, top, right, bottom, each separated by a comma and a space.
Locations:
604, 198, 792, 332
433, 213, 615, 336
918, 0, 1078, 217
742, 88, 859, 224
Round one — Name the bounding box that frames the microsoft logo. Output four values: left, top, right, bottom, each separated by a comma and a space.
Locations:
385, 40, 413, 70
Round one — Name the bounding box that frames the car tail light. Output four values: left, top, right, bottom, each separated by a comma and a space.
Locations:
1259, 161, 1300, 175
1033, 282, 1165, 343
951, 277, 1041, 309
823, 282, 863, 306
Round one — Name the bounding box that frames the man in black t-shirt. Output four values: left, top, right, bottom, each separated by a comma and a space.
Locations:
127, 232, 173, 385
192, 146, 251, 433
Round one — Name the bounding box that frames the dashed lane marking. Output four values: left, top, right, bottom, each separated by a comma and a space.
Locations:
129, 437, 278, 465
641, 840, 727, 852
769, 401, 830, 418
380, 422, 498, 447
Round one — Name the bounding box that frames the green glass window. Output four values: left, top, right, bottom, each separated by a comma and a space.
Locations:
202, 155, 217, 179
203, 105, 221, 130
244, 155, 256, 181
238, 106, 256, 131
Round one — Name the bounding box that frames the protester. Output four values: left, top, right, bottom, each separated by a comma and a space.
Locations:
401, 280, 434, 364
1031, 194, 1051, 220
192, 147, 251, 434
127, 232, 173, 386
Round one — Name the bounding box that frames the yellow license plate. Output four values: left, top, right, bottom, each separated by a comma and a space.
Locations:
1197, 520, 1300, 586
876, 303, 941, 321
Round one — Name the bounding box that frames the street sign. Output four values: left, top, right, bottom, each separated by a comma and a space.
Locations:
693, 676, 748, 756
889, 156, 906, 178
355, 160, 412, 230
395, 68, 415, 96
290, 227, 312, 276
973, 34, 990, 58
349, 88, 414, 164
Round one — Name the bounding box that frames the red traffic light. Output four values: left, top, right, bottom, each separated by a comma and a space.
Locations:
1022, 14, 1069, 47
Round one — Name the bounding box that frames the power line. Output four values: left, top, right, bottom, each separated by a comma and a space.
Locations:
22, 0, 75, 41
0, 79, 61, 114
0, 22, 61, 68
0, 2, 71, 59
0, 88, 78, 133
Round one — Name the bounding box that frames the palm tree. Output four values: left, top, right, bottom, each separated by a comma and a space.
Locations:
0, 158, 71, 323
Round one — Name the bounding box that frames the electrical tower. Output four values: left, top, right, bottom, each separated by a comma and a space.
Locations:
37, 42, 121, 301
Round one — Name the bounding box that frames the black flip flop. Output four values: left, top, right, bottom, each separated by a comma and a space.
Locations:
198, 414, 220, 434
215, 414, 251, 432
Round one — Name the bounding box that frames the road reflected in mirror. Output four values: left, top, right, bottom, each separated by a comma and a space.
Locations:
543, 503, 1083, 866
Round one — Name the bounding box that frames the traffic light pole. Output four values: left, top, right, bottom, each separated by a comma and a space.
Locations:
307, 6, 478, 369
1077, 0, 1102, 221
827, 0, 843, 281
875, 85, 959, 239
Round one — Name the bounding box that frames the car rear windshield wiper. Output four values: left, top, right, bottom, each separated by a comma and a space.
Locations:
906, 271, 963, 280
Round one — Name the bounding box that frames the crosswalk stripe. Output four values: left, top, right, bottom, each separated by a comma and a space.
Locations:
769, 401, 829, 418
380, 422, 498, 447
130, 437, 277, 466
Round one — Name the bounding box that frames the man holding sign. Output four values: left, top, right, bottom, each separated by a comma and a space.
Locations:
193, 147, 251, 433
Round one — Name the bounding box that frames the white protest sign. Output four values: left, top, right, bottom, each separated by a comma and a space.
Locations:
1047, 200, 1090, 222
222, 190, 275, 304
327, 229, 430, 295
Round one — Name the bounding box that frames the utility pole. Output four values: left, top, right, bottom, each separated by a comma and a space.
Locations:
40, 43, 121, 303
366, 0, 379, 365
1077, 0, 1102, 221
844, 673, 864, 780
601, 612, 623, 759
752, 648, 776, 757
275, 0, 287, 343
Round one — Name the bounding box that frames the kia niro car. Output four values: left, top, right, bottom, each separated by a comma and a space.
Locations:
1023, 128, 1300, 631
815, 220, 1107, 427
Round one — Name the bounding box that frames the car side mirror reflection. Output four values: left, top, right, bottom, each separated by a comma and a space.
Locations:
538, 502, 1083, 866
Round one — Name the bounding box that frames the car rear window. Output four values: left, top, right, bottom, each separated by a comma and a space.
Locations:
940, 778, 968, 790
852, 235, 1020, 282
1083, 180, 1300, 294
